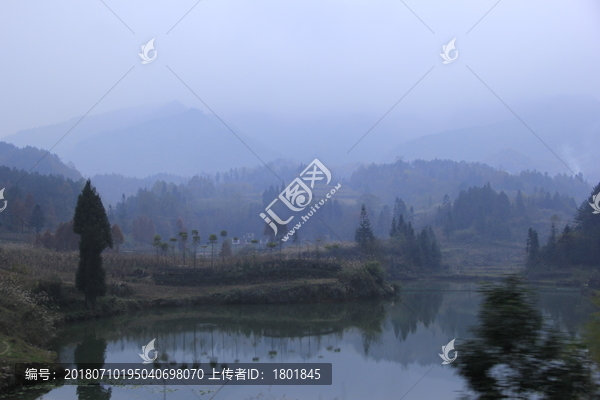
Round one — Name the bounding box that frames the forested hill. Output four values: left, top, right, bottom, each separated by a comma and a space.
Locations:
90, 159, 310, 207
0, 156, 589, 248
526, 182, 600, 269
0, 142, 82, 181
0, 165, 85, 232
91, 158, 590, 211
349, 159, 590, 207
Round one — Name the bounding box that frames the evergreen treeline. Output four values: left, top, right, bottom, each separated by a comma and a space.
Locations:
436, 183, 577, 241
0, 165, 85, 233
389, 216, 442, 270
526, 181, 600, 268
108, 176, 352, 247
355, 198, 442, 271
91, 160, 309, 206
108, 178, 261, 243
350, 158, 589, 207
0, 158, 584, 255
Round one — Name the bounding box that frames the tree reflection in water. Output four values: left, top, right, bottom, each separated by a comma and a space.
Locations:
453, 276, 598, 400
73, 331, 111, 400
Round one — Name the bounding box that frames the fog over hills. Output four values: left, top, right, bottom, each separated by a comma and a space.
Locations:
0, 141, 82, 181
387, 94, 600, 182
3, 101, 187, 157
64, 108, 281, 177
3, 95, 598, 182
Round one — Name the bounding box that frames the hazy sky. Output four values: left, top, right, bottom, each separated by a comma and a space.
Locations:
1, 0, 599, 159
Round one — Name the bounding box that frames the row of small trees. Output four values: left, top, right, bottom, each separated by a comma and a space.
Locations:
151, 230, 238, 268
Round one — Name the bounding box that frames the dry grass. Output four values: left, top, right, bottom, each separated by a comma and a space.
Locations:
0, 243, 369, 299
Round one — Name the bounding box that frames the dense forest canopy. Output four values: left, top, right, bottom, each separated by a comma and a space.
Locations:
0, 165, 84, 232
1, 157, 588, 257
350, 158, 589, 206
527, 182, 600, 268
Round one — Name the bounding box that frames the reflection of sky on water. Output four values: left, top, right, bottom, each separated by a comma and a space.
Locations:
18, 284, 593, 400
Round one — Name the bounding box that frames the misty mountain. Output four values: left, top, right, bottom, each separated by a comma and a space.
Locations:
3, 101, 188, 156
5, 95, 596, 182
388, 95, 600, 183
63, 108, 281, 177
0, 141, 81, 181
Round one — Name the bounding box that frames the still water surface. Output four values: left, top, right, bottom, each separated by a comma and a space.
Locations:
4, 283, 594, 400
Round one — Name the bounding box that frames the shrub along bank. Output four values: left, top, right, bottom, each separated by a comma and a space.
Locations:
0, 244, 396, 391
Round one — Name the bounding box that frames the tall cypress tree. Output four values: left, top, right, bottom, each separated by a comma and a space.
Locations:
389, 216, 397, 238
74, 180, 113, 307
397, 215, 406, 238
428, 226, 442, 269
545, 222, 558, 264
418, 228, 431, 267
355, 204, 374, 248
29, 204, 46, 233
526, 228, 540, 268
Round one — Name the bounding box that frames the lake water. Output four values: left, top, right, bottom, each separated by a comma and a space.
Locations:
3, 282, 595, 400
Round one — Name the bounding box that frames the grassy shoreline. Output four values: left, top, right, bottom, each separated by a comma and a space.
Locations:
1, 242, 595, 393
0, 244, 397, 392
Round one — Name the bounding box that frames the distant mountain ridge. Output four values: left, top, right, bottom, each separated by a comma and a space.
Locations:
4, 101, 281, 177
0, 142, 82, 181
63, 108, 281, 177
388, 94, 600, 183
4, 101, 188, 156
4, 95, 597, 182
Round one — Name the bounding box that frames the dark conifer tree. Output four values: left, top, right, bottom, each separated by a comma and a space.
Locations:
545, 222, 557, 263
474, 204, 487, 234
437, 194, 454, 237
526, 228, 540, 268
116, 193, 129, 234
572, 181, 600, 265
355, 204, 374, 248
428, 226, 442, 269
431, 239, 442, 269
443, 209, 454, 237
515, 190, 526, 215
406, 221, 415, 241
376, 205, 390, 237
393, 197, 407, 220
74, 180, 113, 307
111, 224, 125, 253
397, 215, 406, 238
389, 216, 397, 238
418, 228, 431, 267
219, 240, 232, 258
29, 204, 45, 233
